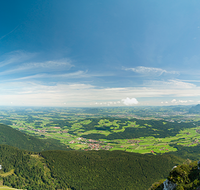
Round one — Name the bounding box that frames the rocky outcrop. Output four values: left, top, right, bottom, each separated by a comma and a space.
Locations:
150, 160, 200, 190
162, 161, 200, 190
162, 166, 177, 190
171, 166, 177, 170
163, 179, 176, 190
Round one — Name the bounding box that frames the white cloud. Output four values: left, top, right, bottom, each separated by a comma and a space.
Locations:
124, 66, 178, 76
146, 79, 195, 89
91, 101, 121, 106
121, 97, 138, 106
178, 100, 188, 103
170, 99, 194, 104
0, 78, 199, 106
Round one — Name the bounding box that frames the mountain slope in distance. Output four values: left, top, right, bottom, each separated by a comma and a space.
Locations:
189, 104, 200, 114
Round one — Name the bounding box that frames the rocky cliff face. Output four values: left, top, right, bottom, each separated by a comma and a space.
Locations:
198, 160, 200, 170
162, 166, 177, 190
163, 179, 176, 190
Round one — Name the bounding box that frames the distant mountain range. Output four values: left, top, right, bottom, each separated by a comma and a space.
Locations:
189, 104, 200, 114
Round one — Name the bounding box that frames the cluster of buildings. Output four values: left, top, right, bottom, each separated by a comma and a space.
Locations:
127, 139, 141, 144
69, 137, 113, 151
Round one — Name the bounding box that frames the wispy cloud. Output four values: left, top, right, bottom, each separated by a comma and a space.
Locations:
12, 71, 87, 81
0, 50, 37, 68
145, 79, 196, 89
123, 66, 179, 76
182, 80, 200, 83
0, 59, 73, 76
0, 25, 19, 40
26, 60, 73, 69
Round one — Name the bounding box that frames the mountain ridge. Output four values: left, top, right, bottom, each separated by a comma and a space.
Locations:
0, 123, 70, 152
188, 104, 200, 114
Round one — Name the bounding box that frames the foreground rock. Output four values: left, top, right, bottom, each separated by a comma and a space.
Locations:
149, 160, 200, 190
163, 179, 176, 190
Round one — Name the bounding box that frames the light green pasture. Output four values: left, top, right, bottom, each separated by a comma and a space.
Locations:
80, 130, 111, 136
0, 187, 22, 190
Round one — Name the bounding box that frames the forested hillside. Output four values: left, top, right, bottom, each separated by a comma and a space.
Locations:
79, 118, 195, 140
41, 150, 184, 190
0, 144, 185, 190
0, 145, 59, 189
0, 120, 198, 189
0, 124, 70, 152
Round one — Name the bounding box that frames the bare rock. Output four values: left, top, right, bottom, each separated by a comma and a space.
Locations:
198, 160, 200, 170
163, 179, 176, 190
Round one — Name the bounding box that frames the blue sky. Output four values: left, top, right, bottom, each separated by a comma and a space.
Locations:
1, 0, 200, 106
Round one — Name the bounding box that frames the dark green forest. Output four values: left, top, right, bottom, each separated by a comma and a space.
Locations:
0, 144, 185, 190
0, 119, 199, 189
41, 150, 184, 190
0, 145, 57, 189
78, 118, 195, 140
0, 124, 70, 152
47, 117, 196, 140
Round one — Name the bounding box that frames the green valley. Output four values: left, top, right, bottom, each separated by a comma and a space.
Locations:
0, 107, 200, 155
0, 106, 199, 189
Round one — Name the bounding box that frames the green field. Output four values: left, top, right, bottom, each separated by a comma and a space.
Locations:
0, 107, 200, 154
